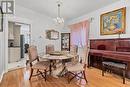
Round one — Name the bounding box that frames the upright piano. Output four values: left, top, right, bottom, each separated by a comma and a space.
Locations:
89, 38, 130, 78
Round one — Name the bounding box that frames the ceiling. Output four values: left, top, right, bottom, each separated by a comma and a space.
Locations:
16, 0, 119, 21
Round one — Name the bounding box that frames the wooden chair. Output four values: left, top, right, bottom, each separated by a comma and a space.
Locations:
70, 45, 79, 62
70, 45, 78, 54
28, 46, 49, 81
45, 44, 61, 70
65, 45, 88, 83
46, 44, 54, 54
64, 45, 79, 65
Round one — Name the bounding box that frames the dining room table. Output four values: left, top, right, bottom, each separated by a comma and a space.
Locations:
40, 51, 75, 77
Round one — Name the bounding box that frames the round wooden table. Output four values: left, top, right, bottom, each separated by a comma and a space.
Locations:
41, 53, 74, 76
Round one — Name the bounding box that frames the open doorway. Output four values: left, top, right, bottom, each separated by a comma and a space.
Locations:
8, 21, 31, 70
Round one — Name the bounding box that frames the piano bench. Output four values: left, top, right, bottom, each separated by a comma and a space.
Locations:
102, 61, 127, 84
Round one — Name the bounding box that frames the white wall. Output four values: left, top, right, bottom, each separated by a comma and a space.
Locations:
0, 0, 6, 80
68, 0, 130, 39
0, 15, 6, 82
7, 5, 63, 54
1, 4, 63, 73
0, 32, 4, 81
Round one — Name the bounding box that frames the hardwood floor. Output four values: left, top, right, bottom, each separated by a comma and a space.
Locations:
0, 67, 130, 87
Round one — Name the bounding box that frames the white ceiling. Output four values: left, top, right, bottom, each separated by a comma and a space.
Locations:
16, 0, 119, 21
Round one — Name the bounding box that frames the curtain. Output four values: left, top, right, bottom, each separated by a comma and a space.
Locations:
69, 20, 90, 47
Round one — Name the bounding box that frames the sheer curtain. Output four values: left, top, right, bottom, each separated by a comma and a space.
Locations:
69, 20, 90, 47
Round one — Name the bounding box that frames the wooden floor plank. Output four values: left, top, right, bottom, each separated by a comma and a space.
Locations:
0, 67, 130, 87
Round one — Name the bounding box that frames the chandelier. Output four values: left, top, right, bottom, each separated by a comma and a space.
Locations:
54, 0, 64, 24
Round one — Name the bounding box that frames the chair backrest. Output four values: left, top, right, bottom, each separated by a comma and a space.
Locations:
81, 45, 90, 65
46, 44, 54, 54
28, 46, 38, 62
70, 45, 78, 55
70, 45, 79, 64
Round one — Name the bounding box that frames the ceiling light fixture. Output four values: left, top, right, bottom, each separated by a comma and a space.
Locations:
54, 0, 64, 24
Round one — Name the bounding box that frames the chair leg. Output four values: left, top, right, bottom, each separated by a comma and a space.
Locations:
26, 60, 29, 66
123, 70, 125, 84
83, 71, 88, 83
87, 55, 90, 68
29, 68, 34, 80
102, 65, 105, 76
49, 60, 52, 75
68, 73, 70, 83
37, 69, 39, 73
109, 66, 112, 73
70, 74, 77, 83
39, 71, 47, 81
44, 70, 47, 81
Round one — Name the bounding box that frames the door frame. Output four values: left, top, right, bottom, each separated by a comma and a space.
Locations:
4, 15, 32, 72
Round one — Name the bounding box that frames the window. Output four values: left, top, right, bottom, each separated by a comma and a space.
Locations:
69, 20, 90, 47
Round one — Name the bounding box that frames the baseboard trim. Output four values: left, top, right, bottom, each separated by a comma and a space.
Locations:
0, 71, 5, 83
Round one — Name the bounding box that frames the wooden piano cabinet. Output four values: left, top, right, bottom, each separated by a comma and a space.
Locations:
127, 63, 130, 78
89, 38, 130, 78
90, 38, 130, 51
89, 54, 130, 78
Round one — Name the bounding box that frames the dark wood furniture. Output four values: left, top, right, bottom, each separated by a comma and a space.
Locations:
102, 61, 127, 84
61, 33, 70, 51
89, 38, 130, 79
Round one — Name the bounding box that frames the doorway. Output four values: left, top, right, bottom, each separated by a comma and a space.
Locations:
8, 21, 31, 70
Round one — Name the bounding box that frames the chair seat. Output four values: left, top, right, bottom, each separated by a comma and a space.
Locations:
112, 63, 126, 69
32, 61, 49, 70
103, 61, 126, 69
102, 61, 114, 65
66, 62, 76, 66
102, 61, 127, 84
66, 63, 84, 72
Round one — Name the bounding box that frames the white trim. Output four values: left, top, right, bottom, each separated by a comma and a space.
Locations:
4, 15, 32, 72
7, 15, 32, 24
0, 71, 5, 83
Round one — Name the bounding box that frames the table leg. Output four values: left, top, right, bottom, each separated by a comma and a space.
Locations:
58, 66, 66, 77
58, 59, 67, 77
49, 60, 52, 75
88, 55, 90, 68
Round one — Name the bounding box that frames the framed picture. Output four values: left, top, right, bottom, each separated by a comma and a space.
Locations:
46, 30, 59, 40
100, 7, 126, 35
0, 6, 3, 32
